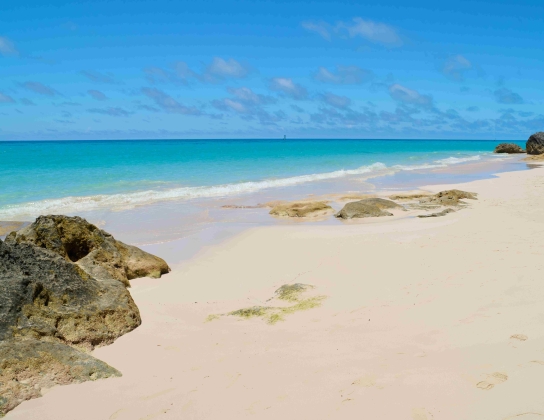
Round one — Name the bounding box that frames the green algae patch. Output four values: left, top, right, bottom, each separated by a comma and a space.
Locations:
207, 284, 326, 325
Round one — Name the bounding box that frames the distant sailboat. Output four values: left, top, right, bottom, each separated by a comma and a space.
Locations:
283, 135, 286, 140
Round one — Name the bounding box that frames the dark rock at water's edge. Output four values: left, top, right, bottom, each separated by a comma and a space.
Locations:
418, 208, 456, 218
526, 132, 544, 155
269, 201, 333, 218
493, 143, 525, 154
335, 198, 403, 219
0, 339, 120, 417
0, 215, 170, 415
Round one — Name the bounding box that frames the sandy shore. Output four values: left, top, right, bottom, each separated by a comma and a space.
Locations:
9, 165, 544, 420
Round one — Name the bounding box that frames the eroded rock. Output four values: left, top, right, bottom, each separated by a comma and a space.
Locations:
5, 215, 170, 286
419, 189, 477, 207
269, 201, 333, 218
494, 143, 525, 154
418, 208, 456, 218
526, 132, 544, 155
335, 198, 403, 219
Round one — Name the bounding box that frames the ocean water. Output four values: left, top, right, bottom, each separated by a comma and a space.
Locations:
0, 139, 526, 222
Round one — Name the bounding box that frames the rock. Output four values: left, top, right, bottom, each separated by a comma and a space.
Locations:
494, 143, 525, 154
419, 189, 477, 207
269, 201, 333, 218
0, 221, 26, 237
0, 236, 141, 348
388, 193, 430, 201
418, 208, 456, 218
526, 132, 544, 155
5, 215, 170, 287
0, 339, 120, 417
360, 198, 405, 210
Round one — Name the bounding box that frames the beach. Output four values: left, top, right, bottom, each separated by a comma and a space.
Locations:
6, 161, 544, 420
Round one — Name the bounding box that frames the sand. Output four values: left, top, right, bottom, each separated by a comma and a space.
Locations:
8, 165, 544, 420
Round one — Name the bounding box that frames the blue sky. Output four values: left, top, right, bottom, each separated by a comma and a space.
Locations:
0, 0, 543, 140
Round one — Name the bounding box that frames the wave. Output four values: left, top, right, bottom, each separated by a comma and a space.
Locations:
0, 155, 485, 220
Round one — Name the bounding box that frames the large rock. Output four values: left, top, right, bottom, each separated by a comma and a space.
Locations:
335, 198, 403, 219
494, 143, 525, 154
269, 201, 333, 218
5, 215, 170, 287
526, 132, 544, 155
0, 339, 120, 417
0, 236, 141, 348
419, 190, 477, 207
0, 215, 171, 415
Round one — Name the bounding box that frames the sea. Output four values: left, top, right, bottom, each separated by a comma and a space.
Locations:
0, 139, 529, 246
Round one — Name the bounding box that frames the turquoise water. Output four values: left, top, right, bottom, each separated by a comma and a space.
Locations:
0, 139, 525, 219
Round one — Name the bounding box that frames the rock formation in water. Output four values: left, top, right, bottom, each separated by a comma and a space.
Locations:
526, 132, 544, 155
335, 198, 403, 219
494, 143, 525, 154
269, 201, 333, 218
0, 215, 170, 416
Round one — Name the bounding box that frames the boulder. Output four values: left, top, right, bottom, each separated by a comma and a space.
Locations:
419, 189, 477, 207
526, 132, 544, 155
494, 143, 525, 154
0, 236, 141, 348
269, 201, 333, 218
0, 339, 120, 417
335, 203, 390, 219
5, 215, 170, 287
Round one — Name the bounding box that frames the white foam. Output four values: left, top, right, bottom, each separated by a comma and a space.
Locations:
435, 155, 481, 165
0, 162, 387, 219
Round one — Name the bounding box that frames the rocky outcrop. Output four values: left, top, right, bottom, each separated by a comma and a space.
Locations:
419, 189, 477, 207
0, 340, 120, 417
494, 143, 525, 154
0, 215, 171, 415
388, 193, 430, 201
526, 132, 544, 155
418, 208, 455, 218
269, 201, 333, 218
5, 215, 170, 287
335, 198, 403, 219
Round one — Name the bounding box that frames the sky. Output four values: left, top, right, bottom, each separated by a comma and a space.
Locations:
0, 0, 543, 140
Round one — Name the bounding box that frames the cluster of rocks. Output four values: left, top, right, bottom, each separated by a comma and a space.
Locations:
493, 132, 544, 155
0, 215, 170, 416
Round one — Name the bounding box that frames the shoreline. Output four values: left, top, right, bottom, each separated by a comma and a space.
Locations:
8, 161, 544, 419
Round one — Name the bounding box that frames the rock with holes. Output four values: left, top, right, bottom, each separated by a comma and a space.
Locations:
0, 339, 120, 417
0, 236, 141, 348
5, 215, 170, 287
419, 189, 477, 207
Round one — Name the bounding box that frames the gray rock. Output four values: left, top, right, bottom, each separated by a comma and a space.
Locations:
418, 208, 455, 218
494, 143, 525, 154
335, 198, 402, 219
5, 215, 170, 287
0, 339, 120, 417
419, 189, 477, 207
0, 236, 141, 348
526, 132, 544, 155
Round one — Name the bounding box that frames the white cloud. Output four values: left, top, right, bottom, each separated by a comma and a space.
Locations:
20, 81, 59, 96
0, 36, 18, 56
494, 88, 523, 104
341, 18, 402, 46
301, 21, 331, 40
319, 92, 352, 109
389, 84, 433, 107
442, 55, 472, 81
227, 87, 275, 105
141, 87, 202, 115
80, 70, 116, 84
315, 65, 373, 84
269, 78, 308, 100
204, 57, 249, 81
88, 89, 108, 101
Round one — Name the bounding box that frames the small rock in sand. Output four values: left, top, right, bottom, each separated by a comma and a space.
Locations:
335, 198, 403, 219
269, 201, 333, 218
419, 189, 477, 207
418, 208, 455, 218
